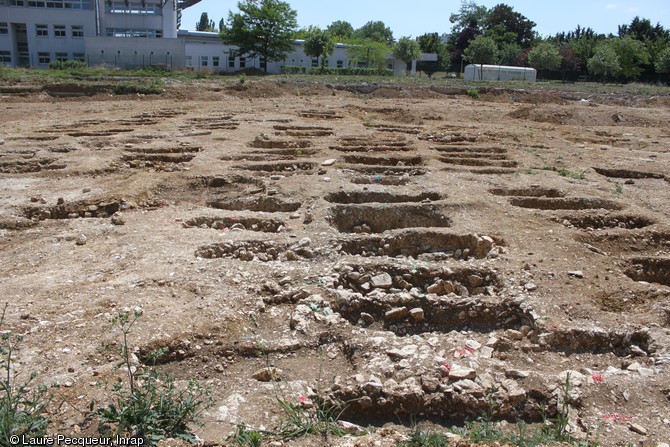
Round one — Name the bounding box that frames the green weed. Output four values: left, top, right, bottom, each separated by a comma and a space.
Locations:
467, 88, 480, 99
0, 304, 50, 445
558, 169, 586, 180
402, 428, 448, 447
97, 310, 212, 445
230, 424, 263, 447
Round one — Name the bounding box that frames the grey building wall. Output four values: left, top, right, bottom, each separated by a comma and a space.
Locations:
85, 36, 184, 70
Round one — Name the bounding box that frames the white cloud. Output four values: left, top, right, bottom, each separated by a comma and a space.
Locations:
606, 4, 617, 8
627, 7, 639, 12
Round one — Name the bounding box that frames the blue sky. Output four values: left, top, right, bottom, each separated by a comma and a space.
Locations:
180, 0, 669, 38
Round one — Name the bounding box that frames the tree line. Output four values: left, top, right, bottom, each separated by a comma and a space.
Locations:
195, 0, 670, 82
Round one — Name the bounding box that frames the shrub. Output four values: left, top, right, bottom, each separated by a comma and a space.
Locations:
113, 81, 163, 95
48, 60, 88, 70
467, 88, 480, 99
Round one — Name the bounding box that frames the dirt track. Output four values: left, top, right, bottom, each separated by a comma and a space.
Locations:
0, 80, 669, 446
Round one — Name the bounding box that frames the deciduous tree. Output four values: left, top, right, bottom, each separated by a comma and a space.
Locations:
528, 42, 562, 78
220, 0, 298, 73
326, 21, 354, 41
463, 35, 499, 65
587, 44, 621, 83
393, 36, 422, 74
355, 21, 395, 45
303, 27, 336, 69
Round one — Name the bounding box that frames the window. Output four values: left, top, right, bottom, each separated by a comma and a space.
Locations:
38, 52, 50, 64
228, 56, 235, 68
72, 52, 84, 62
200, 56, 208, 67
336, 60, 343, 68
106, 28, 161, 38
311, 58, 318, 67
106, 1, 161, 14
239, 57, 246, 68
185, 56, 192, 67
55, 52, 68, 62
260, 57, 266, 70
0, 22, 8, 35
212, 56, 219, 67
10, 0, 25, 5
71, 25, 83, 38
0, 51, 11, 64
36, 24, 48, 37
54, 25, 66, 37
26, 0, 91, 7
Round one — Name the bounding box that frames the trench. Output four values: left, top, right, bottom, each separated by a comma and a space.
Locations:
328, 204, 451, 233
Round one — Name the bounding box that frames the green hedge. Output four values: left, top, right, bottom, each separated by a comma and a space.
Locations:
48, 60, 88, 70
280, 66, 393, 76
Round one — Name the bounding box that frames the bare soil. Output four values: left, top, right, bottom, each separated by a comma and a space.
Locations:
1, 80, 669, 446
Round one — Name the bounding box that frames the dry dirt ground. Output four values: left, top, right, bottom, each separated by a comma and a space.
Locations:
1, 80, 669, 446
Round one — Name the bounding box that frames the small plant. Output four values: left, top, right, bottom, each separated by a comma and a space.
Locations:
558, 169, 586, 180
548, 372, 573, 441
113, 80, 163, 95
231, 424, 263, 447
615, 184, 623, 195
0, 304, 50, 445
402, 428, 448, 447
467, 88, 480, 99
238, 74, 246, 84
273, 393, 346, 440
97, 310, 212, 445
295, 149, 303, 157
272, 349, 349, 441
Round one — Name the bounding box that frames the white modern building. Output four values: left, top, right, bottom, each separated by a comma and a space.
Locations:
0, 0, 197, 68
464, 64, 537, 82
0, 1, 417, 74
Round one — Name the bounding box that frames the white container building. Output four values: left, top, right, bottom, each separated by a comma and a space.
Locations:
464, 64, 536, 82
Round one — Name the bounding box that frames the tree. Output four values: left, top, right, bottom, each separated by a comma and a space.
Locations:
498, 42, 522, 65
609, 36, 650, 80
463, 35, 499, 65
446, 27, 479, 68
417, 33, 448, 77
219, 18, 225, 33
655, 47, 670, 74
528, 42, 561, 78
559, 45, 582, 80
449, 1, 489, 34
355, 21, 395, 45
220, 0, 298, 73
326, 20, 354, 41
587, 44, 621, 83
484, 3, 536, 47
303, 27, 335, 69
347, 39, 390, 68
393, 36, 422, 74
618, 16, 669, 41
196, 12, 216, 32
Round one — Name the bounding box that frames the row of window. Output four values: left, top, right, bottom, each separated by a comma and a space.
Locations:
0, 22, 8, 35
186, 56, 255, 69
105, 1, 162, 14
0, 50, 11, 63
35, 51, 84, 64
105, 28, 163, 38
35, 24, 84, 38
0, 0, 91, 9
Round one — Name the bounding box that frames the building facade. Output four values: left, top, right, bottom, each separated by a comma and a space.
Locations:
0, 0, 181, 68
0, 2, 412, 75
